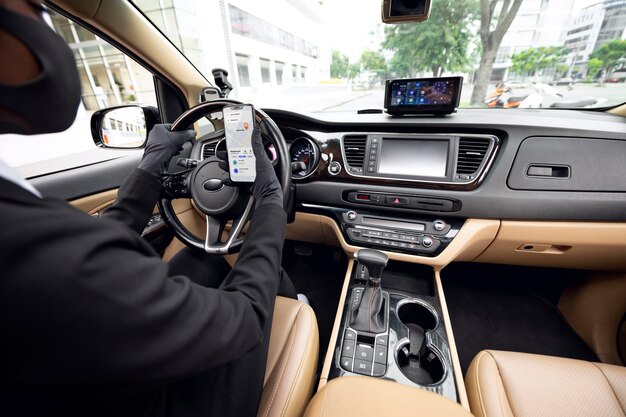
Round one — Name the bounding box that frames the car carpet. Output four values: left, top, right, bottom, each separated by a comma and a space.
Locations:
441, 262, 599, 375
281, 241, 348, 374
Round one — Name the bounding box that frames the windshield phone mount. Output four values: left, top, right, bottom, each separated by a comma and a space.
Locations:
212, 68, 233, 98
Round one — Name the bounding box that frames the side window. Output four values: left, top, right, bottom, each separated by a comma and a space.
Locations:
0, 12, 157, 178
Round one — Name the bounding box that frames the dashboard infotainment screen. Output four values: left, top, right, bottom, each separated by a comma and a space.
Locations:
378, 139, 448, 177
384, 76, 462, 115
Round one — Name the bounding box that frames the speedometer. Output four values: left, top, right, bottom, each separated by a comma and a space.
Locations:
290, 137, 319, 179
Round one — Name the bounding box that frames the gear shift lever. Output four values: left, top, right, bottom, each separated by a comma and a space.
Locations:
350, 249, 389, 334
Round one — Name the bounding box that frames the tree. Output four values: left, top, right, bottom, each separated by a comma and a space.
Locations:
589, 39, 626, 75
586, 57, 603, 79
470, 0, 524, 105
510, 46, 568, 76
383, 0, 478, 78
360, 50, 387, 72
330, 50, 350, 78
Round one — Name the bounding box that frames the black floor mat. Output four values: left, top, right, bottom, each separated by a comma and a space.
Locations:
441, 263, 598, 375
282, 241, 348, 373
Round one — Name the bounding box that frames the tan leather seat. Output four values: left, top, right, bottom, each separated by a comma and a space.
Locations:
257, 296, 319, 417
304, 376, 473, 417
466, 350, 626, 417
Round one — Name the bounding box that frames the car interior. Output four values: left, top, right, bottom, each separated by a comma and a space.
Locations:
22, 0, 626, 416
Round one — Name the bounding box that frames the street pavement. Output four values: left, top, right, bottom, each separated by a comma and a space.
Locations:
2, 82, 624, 177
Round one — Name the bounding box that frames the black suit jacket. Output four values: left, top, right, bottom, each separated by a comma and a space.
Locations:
0, 168, 286, 416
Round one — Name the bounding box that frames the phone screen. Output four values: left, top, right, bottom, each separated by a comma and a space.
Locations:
223, 104, 256, 182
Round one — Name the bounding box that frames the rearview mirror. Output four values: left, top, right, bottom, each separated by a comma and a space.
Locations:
91, 105, 159, 149
381, 0, 431, 23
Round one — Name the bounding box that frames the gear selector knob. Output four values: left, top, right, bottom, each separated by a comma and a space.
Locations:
354, 249, 389, 284
351, 249, 389, 334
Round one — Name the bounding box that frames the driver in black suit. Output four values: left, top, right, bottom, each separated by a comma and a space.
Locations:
0, 1, 294, 416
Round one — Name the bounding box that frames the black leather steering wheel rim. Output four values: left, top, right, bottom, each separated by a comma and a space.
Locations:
157, 100, 291, 254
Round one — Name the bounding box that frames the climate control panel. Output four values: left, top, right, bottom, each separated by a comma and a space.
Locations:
339, 209, 462, 257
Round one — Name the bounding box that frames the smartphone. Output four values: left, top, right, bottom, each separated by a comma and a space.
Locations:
223, 104, 256, 182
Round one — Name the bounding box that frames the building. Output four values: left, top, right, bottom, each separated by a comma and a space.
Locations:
491, 0, 575, 81
596, 0, 626, 46
50, 12, 157, 110
51, 0, 331, 111
564, 0, 626, 72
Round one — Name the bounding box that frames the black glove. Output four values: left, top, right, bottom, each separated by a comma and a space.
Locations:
218, 120, 283, 209
138, 123, 196, 178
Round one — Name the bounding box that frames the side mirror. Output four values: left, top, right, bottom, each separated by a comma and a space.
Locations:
381, 0, 432, 23
90, 105, 159, 149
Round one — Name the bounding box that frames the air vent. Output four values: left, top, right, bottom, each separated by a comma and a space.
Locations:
343, 135, 367, 168
456, 138, 490, 175
202, 142, 218, 160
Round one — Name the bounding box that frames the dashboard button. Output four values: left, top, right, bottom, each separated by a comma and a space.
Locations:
372, 363, 386, 377
341, 340, 355, 357
374, 346, 388, 364
347, 211, 357, 220
353, 359, 372, 375
433, 219, 446, 231
386, 196, 409, 206
375, 335, 388, 345
422, 236, 434, 248
345, 329, 357, 340
340, 356, 354, 371
355, 344, 374, 361
328, 161, 342, 175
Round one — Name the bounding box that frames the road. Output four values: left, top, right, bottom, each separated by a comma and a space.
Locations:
2, 82, 625, 176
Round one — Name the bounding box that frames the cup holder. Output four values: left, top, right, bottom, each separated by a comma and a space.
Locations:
395, 301, 445, 385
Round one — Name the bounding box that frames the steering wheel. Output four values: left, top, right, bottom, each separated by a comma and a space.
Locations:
157, 100, 291, 254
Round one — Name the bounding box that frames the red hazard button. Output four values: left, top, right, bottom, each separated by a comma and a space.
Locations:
385, 196, 409, 206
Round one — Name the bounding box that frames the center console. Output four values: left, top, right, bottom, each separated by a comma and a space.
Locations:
340, 208, 463, 257
327, 250, 459, 402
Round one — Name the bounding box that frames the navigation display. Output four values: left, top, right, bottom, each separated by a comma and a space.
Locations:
224, 104, 256, 182
384, 77, 462, 115
378, 139, 448, 178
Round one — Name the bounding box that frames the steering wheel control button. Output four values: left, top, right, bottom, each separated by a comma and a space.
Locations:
328, 161, 342, 175
202, 178, 224, 192
422, 236, 434, 248
433, 219, 446, 231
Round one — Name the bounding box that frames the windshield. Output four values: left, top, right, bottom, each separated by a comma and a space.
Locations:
133, 0, 626, 112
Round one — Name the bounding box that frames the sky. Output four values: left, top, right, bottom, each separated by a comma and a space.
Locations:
320, 0, 608, 62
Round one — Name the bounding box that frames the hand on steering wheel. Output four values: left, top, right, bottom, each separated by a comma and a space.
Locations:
157, 100, 291, 255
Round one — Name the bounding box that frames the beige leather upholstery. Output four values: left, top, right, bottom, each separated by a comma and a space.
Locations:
258, 296, 319, 417
466, 350, 626, 417
304, 376, 473, 417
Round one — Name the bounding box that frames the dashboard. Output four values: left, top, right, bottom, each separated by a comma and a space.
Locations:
192, 108, 626, 221
186, 107, 626, 265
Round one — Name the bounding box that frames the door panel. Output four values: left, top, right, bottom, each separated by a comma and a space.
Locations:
31, 153, 142, 200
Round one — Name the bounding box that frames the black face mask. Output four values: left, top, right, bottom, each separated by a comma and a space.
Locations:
0, 6, 81, 135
